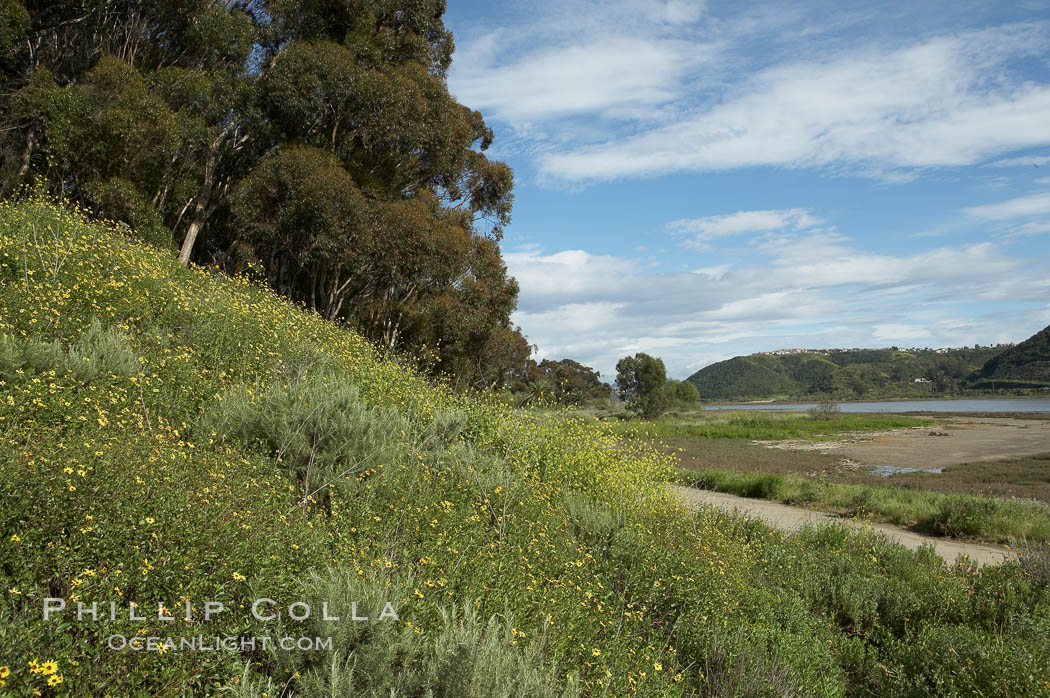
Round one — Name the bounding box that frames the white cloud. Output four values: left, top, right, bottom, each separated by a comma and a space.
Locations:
962, 191, 1050, 219
873, 324, 933, 342
651, 0, 706, 25
446, 4, 1050, 378
506, 227, 1045, 378
502, 249, 640, 307
667, 208, 822, 248
448, 0, 718, 139
524, 24, 1050, 181
1010, 220, 1050, 236
986, 155, 1050, 167
691, 263, 733, 278
450, 36, 706, 125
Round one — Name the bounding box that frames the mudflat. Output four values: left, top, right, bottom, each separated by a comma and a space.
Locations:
767, 416, 1050, 470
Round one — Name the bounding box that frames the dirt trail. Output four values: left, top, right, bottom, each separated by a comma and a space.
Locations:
673, 485, 1014, 566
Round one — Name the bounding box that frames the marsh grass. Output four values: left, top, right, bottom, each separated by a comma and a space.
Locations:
868, 453, 1050, 502
675, 467, 1050, 543
660, 438, 840, 475
610, 409, 931, 442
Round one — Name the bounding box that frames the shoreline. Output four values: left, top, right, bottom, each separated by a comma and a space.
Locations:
704, 394, 1050, 407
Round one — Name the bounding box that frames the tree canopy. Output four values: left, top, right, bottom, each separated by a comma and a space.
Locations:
0, 0, 526, 390
665, 379, 699, 406
508, 357, 612, 406
616, 353, 670, 418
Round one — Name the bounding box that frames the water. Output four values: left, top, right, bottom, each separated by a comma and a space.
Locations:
870, 465, 944, 476
703, 398, 1050, 413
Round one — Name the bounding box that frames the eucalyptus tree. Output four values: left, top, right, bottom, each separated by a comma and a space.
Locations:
616, 353, 671, 418
0, 0, 527, 390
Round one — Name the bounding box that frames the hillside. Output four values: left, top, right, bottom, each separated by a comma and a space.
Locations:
1, 200, 1048, 695
971, 323, 1050, 388
687, 346, 1009, 402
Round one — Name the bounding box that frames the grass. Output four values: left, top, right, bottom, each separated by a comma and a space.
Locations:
842, 453, 1050, 502
665, 438, 1050, 504
662, 437, 841, 475
609, 409, 932, 442
897, 410, 1050, 420
673, 465, 1050, 544
1, 197, 1050, 696
654, 414, 1050, 543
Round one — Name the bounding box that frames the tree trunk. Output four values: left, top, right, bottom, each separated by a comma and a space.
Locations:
177, 199, 206, 264
177, 126, 230, 265
16, 128, 36, 179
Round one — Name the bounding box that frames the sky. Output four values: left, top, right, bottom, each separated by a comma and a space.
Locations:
443, 0, 1050, 380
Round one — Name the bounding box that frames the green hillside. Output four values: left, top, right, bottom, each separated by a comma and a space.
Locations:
2, 200, 1049, 695
687, 346, 1010, 402
686, 356, 803, 401
971, 324, 1050, 389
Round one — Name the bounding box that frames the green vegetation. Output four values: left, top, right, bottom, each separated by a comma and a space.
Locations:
616, 352, 672, 418
874, 453, 1050, 503
674, 468, 1050, 544
686, 345, 1025, 402
665, 379, 701, 407
648, 411, 1050, 543
3, 200, 1050, 695
611, 409, 931, 442
0, 0, 531, 391
972, 323, 1050, 389
614, 353, 699, 419
665, 438, 1050, 505
506, 358, 612, 407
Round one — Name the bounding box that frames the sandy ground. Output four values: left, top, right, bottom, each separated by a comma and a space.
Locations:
762, 417, 1050, 470
673, 485, 1014, 566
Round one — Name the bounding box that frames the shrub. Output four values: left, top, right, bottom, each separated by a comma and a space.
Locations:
922, 497, 1001, 538
66, 318, 140, 381
202, 371, 410, 510
744, 473, 784, 500
419, 408, 469, 451
562, 493, 630, 553
233, 568, 580, 698
0, 319, 138, 383
696, 630, 798, 698
1017, 541, 1050, 591
807, 398, 840, 421
0, 333, 64, 377
87, 177, 172, 249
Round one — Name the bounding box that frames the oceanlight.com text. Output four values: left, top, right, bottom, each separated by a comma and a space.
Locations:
106, 635, 334, 652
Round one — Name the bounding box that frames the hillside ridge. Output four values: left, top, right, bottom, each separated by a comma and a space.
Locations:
971, 324, 1050, 388
686, 344, 1024, 401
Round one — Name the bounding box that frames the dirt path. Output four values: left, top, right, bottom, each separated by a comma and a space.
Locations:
761, 417, 1050, 470
673, 485, 1015, 566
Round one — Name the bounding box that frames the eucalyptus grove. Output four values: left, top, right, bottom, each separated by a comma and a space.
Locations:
0, 0, 528, 389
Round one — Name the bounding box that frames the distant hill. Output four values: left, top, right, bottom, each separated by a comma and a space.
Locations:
970, 324, 1050, 389
687, 345, 1012, 402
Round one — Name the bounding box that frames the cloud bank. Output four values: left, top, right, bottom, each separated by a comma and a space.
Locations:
452, 7, 1050, 183
505, 228, 1049, 378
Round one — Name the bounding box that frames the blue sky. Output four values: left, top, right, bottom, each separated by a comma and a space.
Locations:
444, 0, 1050, 379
